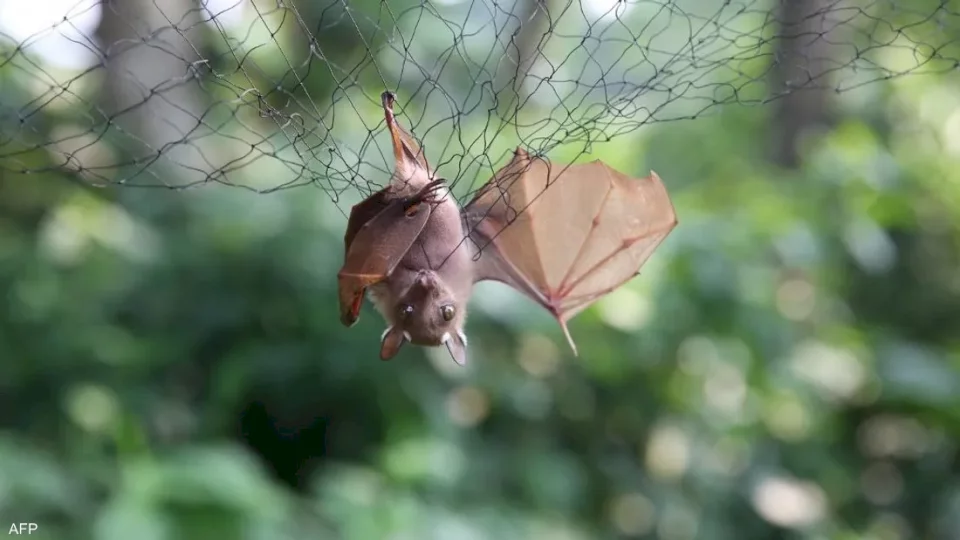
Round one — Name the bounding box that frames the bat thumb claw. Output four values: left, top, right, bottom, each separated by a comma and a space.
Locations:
340, 312, 358, 327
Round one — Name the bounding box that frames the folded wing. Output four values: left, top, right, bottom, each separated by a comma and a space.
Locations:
338, 197, 432, 327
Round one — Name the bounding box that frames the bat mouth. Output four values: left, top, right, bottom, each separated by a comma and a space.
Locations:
405, 330, 444, 347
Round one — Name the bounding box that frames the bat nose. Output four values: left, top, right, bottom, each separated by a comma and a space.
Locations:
416, 271, 436, 289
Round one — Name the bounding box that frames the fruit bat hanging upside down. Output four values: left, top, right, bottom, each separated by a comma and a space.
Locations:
337, 91, 678, 365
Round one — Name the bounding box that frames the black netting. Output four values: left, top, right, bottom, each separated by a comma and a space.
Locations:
0, 0, 957, 211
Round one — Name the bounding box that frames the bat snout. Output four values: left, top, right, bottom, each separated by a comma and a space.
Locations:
415, 270, 438, 289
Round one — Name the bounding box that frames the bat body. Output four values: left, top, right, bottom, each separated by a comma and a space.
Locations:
338, 93, 474, 363
365, 179, 474, 362
337, 92, 678, 365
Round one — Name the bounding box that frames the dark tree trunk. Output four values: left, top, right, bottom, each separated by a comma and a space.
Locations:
496, 0, 554, 120
95, 0, 209, 186
771, 0, 839, 168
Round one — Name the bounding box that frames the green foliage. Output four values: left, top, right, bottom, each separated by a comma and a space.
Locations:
2, 3, 960, 540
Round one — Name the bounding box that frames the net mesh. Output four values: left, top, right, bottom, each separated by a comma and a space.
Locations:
0, 0, 957, 213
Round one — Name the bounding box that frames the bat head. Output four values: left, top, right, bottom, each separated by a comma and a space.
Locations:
380, 270, 468, 365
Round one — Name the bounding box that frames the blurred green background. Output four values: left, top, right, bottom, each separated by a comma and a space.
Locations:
1, 0, 960, 539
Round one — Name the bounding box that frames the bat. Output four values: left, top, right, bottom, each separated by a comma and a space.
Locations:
337, 91, 678, 365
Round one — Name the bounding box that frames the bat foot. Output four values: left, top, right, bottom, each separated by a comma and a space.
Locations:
411, 179, 447, 206
381, 91, 396, 109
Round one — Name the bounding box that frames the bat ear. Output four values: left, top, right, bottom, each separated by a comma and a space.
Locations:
380, 326, 407, 361
443, 329, 468, 366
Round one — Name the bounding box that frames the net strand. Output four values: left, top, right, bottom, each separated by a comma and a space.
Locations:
0, 0, 956, 207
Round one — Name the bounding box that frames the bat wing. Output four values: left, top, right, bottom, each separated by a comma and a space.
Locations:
344, 190, 389, 252
464, 148, 678, 354
338, 194, 432, 327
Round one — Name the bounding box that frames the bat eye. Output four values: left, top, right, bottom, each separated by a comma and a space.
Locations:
399, 304, 414, 318
440, 304, 456, 321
